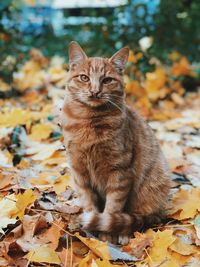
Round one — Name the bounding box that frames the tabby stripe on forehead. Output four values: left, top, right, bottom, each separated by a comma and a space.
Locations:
89, 58, 106, 74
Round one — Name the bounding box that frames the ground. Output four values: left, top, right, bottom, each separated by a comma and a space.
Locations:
0, 50, 200, 266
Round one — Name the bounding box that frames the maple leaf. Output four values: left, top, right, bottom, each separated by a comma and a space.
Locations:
169, 188, 200, 220
13, 189, 37, 220
145, 229, 176, 265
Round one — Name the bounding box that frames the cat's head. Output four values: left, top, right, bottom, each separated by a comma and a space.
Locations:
67, 41, 129, 108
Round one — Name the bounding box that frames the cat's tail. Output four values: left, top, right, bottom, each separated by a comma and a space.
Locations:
80, 211, 142, 234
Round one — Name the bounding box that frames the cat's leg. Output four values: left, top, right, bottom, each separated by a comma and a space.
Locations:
73, 170, 98, 213
130, 170, 170, 227
99, 171, 132, 245
104, 171, 132, 214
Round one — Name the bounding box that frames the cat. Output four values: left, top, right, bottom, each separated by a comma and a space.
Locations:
61, 41, 171, 245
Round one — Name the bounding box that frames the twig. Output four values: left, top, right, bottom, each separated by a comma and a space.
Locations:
25, 250, 35, 267
64, 232, 69, 267
70, 236, 73, 267
144, 248, 152, 263
151, 223, 192, 230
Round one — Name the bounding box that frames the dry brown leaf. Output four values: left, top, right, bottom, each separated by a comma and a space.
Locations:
122, 231, 153, 259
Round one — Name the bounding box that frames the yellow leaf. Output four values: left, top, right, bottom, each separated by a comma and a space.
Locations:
29, 123, 52, 141
0, 108, 31, 127
13, 60, 45, 91
75, 233, 111, 260
78, 251, 97, 267
94, 258, 119, 267
13, 189, 37, 219
24, 247, 61, 264
53, 175, 74, 194
169, 188, 200, 220
125, 80, 145, 96
0, 79, 11, 92
147, 229, 176, 264
128, 50, 143, 63
161, 250, 191, 267
144, 67, 167, 101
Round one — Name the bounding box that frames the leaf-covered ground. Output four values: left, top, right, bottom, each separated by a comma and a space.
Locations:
0, 50, 200, 266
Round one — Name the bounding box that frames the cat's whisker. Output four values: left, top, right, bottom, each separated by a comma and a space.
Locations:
103, 94, 124, 99
106, 99, 124, 113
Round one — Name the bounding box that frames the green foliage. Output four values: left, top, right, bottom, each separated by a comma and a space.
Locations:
151, 0, 200, 61
0, 0, 200, 83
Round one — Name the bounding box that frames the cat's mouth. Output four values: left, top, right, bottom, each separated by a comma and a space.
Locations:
87, 95, 106, 106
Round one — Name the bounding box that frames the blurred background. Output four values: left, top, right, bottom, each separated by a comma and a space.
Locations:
0, 0, 200, 118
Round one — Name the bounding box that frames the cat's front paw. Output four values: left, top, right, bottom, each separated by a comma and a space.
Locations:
118, 234, 131, 245
99, 233, 130, 245
98, 233, 118, 244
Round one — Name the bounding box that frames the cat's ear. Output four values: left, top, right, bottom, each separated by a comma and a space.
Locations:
68, 41, 87, 70
109, 46, 129, 73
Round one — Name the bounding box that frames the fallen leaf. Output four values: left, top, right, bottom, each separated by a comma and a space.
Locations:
170, 237, 197, 256
13, 189, 36, 220
94, 258, 120, 267
29, 123, 52, 141
24, 247, 61, 264
0, 109, 31, 128
146, 229, 176, 264
0, 194, 17, 234
192, 215, 200, 240
53, 174, 74, 194
122, 231, 153, 258
169, 188, 200, 220
75, 234, 111, 260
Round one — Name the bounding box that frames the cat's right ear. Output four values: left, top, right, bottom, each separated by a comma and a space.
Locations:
68, 41, 87, 70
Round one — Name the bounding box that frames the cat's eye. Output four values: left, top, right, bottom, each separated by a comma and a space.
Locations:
102, 77, 113, 84
80, 74, 89, 82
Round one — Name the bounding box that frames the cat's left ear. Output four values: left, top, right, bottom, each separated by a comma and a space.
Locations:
109, 46, 129, 73
68, 41, 88, 70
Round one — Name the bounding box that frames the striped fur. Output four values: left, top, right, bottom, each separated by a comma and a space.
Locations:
61, 42, 171, 244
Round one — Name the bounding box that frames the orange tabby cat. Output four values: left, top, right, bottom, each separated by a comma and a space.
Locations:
61, 41, 171, 245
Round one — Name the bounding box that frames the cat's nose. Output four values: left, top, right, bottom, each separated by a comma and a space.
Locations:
90, 91, 100, 98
